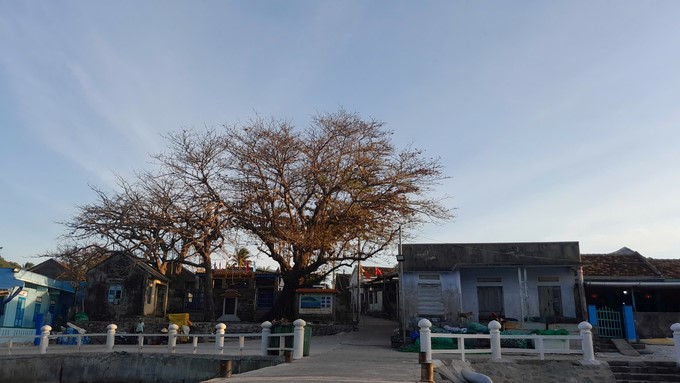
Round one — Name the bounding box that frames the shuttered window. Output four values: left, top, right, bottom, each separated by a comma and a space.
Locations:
417, 274, 444, 316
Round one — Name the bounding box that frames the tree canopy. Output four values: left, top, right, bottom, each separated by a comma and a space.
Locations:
58, 110, 451, 319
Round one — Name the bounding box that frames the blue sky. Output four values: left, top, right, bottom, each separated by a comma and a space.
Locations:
1, 1, 679, 266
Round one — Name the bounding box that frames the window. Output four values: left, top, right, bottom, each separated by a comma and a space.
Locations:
108, 284, 123, 304
537, 276, 560, 283
146, 285, 153, 305
417, 274, 444, 316
320, 295, 332, 308
476, 277, 502, 284
257, 290, 275, 309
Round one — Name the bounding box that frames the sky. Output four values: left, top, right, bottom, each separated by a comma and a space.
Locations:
1, 1, 680, 267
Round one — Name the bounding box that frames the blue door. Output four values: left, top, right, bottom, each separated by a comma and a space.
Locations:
14, 297, 26, 327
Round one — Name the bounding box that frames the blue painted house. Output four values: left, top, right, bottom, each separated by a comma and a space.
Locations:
401, 242, 583, 326
0, 268, 75, 342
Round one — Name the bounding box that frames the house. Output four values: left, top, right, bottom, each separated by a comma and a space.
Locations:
84, 252, 169, 320
582, 247, 680, 339
348, 265, 399, 321
0, 267, 75, 342
400, 242, 583, 326
191, 267, 280, 322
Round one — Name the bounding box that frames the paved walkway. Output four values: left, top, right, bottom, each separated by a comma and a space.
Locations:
208, 316, 422, 383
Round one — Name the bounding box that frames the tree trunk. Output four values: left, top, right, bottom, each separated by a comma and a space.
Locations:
262, 276, 299, 321
202, 254, 217, 321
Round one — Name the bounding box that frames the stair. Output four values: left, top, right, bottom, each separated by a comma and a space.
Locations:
595, 338, 647, 354
609, 360, 680, 383
595, 338, 618, 352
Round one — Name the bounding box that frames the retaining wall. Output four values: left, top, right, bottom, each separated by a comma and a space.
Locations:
0, 353, 284, 383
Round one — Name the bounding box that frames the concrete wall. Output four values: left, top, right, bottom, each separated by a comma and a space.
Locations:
635, 312, 680, 339
0, 353, 283, 383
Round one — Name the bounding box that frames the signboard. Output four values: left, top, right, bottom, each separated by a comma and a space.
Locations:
299, 293, 333, 315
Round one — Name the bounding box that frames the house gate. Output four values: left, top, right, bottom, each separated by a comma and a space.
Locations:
595, 306, 623, 338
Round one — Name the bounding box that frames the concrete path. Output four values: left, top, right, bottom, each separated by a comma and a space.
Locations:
209, 316, 422, 383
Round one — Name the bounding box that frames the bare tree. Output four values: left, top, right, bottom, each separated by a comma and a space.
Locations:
41, 244, 106, 315
216, 110, 451, 319
60, 109, 450, 321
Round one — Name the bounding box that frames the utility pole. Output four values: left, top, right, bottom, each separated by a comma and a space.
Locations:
356, 239, 361, 324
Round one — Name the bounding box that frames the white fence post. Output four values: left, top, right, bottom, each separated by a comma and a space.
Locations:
106, 324, 117, 352
168, 324, 179, 353
579, 321, 598, 365
39, 325, 52, 354
293, 319, 306, 360
261, 321, 272, 357
488, 320, 502, 361
215, 323, 226, 355
418, 318, 433, 363
671, 323, 680, 367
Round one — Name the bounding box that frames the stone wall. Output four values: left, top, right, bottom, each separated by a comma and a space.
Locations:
469, 359, 617, 383
635, 312, 680, 339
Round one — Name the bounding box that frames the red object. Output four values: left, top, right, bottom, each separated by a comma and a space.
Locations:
375, 267, 383, 277
246, 261, 250, 272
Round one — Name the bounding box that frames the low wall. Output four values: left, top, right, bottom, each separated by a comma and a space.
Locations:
0, 353, 284, 383
635, 312, 680, 339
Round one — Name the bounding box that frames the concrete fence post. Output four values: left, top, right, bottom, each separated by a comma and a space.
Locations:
488, 320, 502, 361
261, 321, 272, 357
168, 324, 179, 353
418, 318, 433, 363
293, 319, 306, 360
579, 321, 598, 365
106, 324, 117, 352
671, 323, 680, 367
215, 323, 226, 355
39, 325, 52, 354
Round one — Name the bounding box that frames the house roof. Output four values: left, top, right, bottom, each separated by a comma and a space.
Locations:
581, 247, 680, 281
212, 268, 280, 278
647, 259, 680, 279
88, 252, 169, 282
402, 242, 580, 271
28, 259, 71, 281
361, 266, 397, 279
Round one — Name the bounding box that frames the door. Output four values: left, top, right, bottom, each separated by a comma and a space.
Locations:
223, 297, 237, 315
538, 286, 563, 318
477, 286, 503, 319
14, 297, 26, 327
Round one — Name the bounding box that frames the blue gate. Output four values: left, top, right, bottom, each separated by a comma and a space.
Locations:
595, 306, 623, 338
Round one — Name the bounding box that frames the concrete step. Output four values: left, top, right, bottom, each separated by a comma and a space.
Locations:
611, 339, 640, 356
609, 361, 680, 383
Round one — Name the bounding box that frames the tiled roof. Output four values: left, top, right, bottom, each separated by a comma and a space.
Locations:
212, 268, 279, 278
581, 253, 661, 278
361, 266, 397, 279
647, 259, 680, 279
